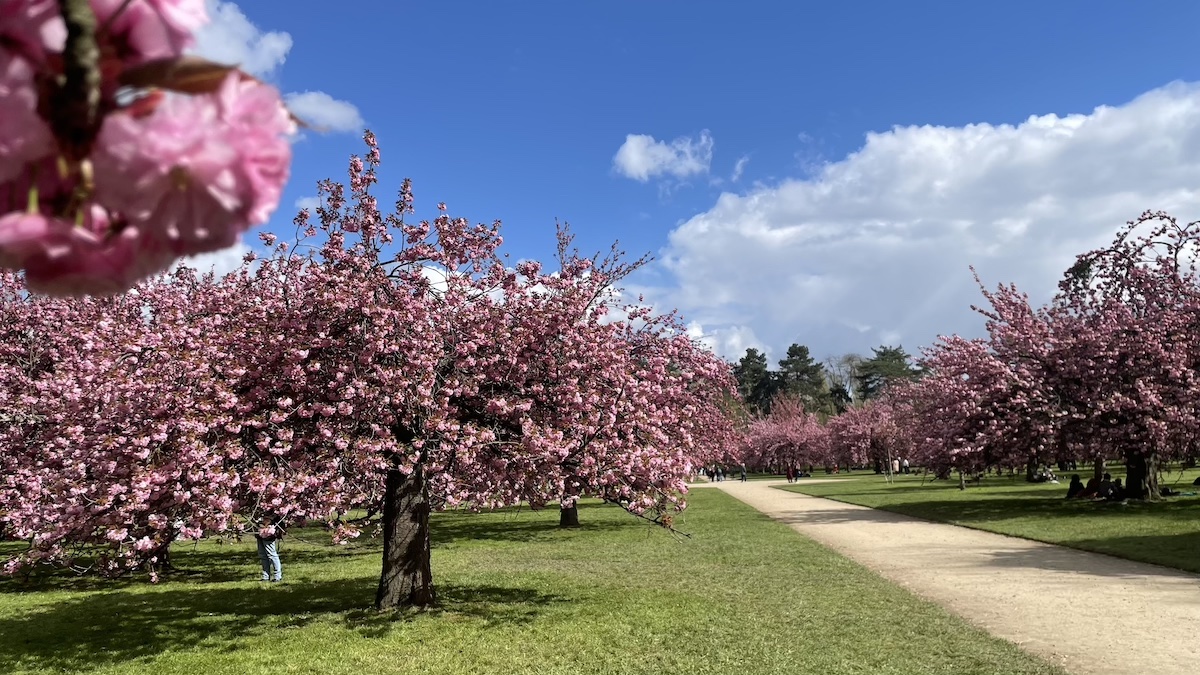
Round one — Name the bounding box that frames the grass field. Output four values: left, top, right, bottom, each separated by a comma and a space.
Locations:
1, 490, 1062, 675
782, 467, 1200, 573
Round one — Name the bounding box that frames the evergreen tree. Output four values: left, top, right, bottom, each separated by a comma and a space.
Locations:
776, 343, 831, 413
733, 348, 777, 413
855, 345, 922, 401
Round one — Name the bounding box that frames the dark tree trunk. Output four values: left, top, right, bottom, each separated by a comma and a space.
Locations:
559, 474, 582, 528
873, 459, 883, 474
559, 503, 580, 528
375, 465, 436, 609
1124, 453, 1159, 501
1025, 457, 1038, 483
1093, 458, 1106, 484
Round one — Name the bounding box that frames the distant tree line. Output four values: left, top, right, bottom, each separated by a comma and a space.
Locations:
731, 344, 923, 417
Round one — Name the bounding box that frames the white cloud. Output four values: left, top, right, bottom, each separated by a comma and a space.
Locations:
175, 242, 252, 278
731, 155, 750, 182
193, 0, 292, 77
192, 2, 362, 135
653, 81, 1200, 362
613, 130, 714, 182
685, 321, 766, 359
294, 195, 321, 212
285, 92, 365, 133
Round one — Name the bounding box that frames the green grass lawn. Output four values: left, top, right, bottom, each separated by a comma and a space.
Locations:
782, 467, 1200, 573
0, 491, 1062, 675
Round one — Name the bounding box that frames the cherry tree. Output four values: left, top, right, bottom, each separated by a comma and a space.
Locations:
0, 267, 253, 577
1, 133, 740, 608
1043, 211, 1200, 497
741, 395, 830, 472
905, 212, 1200, 497
826, 396, 913, 475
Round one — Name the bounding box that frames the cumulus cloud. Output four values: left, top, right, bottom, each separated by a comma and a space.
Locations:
192, 2, 362, 134
655, 81, 1200, 362
285, 92, 365, 133
613, 130, 714, 182
193, 0, 292, 77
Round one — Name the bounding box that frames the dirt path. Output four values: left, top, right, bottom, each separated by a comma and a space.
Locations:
697, 479, 1200, 675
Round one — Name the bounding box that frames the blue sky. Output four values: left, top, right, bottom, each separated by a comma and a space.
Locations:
194, 1, 1200, 364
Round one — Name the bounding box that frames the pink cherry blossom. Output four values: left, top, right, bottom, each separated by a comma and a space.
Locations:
0, 1, 291, 295
93, 0, 208, 64
0, 48, 55, 184
93, 73, 292, 255
0, 0, 66, 65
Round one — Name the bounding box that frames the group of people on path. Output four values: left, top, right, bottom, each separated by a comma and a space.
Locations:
704, 464, 747, 482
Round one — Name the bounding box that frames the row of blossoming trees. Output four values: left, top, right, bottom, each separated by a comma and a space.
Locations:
740, 394, 911, 474
742, 211, 1200, 501
0, 135, 741, 608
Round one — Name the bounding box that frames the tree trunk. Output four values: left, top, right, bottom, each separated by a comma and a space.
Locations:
559, 503, 580, 528
1124, 452, 1159, 501
1025, 457, 1038, 483
1093, 457, 1106, 484
559, 474, 582, 528
958, 471, 966, 490
873, 459, 883, 474
375, 465, 436, 609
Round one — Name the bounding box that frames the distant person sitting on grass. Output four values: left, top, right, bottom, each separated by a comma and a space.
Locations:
1106, 478, 1126, 501
1065, 474, 1085, 499
1078, 476, 1100, 499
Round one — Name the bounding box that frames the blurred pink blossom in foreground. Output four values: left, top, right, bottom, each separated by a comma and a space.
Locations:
0, 0, 294, 296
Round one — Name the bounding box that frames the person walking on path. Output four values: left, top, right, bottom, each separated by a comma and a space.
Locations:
255, 523, 284, 582
740, 463, 747, 482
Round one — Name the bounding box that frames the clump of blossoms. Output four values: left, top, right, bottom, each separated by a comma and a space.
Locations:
0, 0, 294, 295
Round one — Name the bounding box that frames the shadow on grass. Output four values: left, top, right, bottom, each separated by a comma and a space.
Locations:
786, 488, 1200, 527
0, 577, 570, 672
0, 545, 380, 593
1058, 532, 1200, 576
2, 504, 629, 594
983, 538, 1200, 578
889, 495, 1200, 524
433, 503, 631, 546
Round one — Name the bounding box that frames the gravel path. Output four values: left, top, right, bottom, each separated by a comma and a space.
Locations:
697, 479, 1200, 675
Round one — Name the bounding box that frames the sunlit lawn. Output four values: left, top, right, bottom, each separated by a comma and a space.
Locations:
783, 467, 1200, 573
0, 490, 1063, 675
